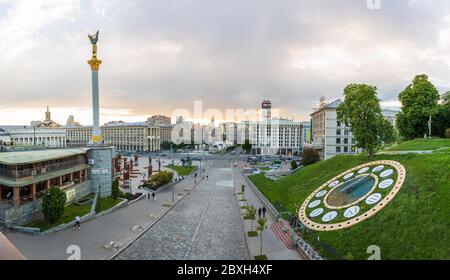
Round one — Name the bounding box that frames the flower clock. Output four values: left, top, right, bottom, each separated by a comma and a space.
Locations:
298, 160, 406, 231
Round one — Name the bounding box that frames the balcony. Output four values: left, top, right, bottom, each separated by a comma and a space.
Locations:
0, 158, 87, 180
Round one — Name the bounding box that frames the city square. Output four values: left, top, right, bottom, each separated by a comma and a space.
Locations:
0, 0, 449, 266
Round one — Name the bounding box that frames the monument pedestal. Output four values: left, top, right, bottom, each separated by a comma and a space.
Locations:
88, 146, 115, 198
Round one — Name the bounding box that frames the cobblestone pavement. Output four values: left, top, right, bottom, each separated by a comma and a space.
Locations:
116, 160, 250, 260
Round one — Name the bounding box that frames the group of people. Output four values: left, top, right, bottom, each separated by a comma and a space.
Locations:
147, 192, 156, 200
258, 206, 267, 219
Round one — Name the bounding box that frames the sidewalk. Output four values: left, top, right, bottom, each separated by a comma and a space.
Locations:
4, 163, 207, 260
232, 162, 304, 260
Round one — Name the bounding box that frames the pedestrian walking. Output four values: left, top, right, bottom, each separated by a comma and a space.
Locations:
262, 206, 267, 218
258, 207, 262, 219
151, 192, 156, 200
147, 193, 151, 199
74, 216, 81, 230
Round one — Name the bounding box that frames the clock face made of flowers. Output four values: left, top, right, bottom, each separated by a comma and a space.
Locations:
298, 160, 406, 231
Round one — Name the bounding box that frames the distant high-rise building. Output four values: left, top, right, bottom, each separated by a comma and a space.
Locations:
261, 100, 272, 120
176, 116, 185, 124
148, 115, 172, 126
66, 115, 81, 126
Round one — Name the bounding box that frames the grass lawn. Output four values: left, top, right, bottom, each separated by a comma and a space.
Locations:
27, 194, 123, 232
96, 197, 123, 213
167, 165, 196, 176
387, 138, 450, 151
27, 202, 92, 232
249, 151, 450, 260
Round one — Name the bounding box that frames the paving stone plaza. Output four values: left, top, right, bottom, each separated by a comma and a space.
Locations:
116, 160, 250, 260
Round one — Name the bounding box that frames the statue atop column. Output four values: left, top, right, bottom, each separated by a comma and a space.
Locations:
88, 30, 102, 71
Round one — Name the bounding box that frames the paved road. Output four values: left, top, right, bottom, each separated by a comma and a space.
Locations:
116, 160, 249, 260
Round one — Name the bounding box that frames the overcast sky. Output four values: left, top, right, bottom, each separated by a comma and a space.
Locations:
1, 0, 450, 125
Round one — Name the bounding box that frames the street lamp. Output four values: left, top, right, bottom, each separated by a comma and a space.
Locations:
98, 185, 101, 211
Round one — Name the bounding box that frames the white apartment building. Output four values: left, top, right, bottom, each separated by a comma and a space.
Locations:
65, 122, 160, 152
250, 118, 303, 156
311, 99, 359, 160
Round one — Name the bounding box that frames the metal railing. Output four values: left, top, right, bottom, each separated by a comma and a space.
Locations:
0, 158, 87, 179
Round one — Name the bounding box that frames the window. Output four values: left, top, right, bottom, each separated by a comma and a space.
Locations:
344, 130, 349, 136
344, 138, 348, 144
344, 147, 348, 153
336, 129, 341, 136
336, 147, 341, 153
352, 138, 356, 144
337, 121, 341, 127
336, 138, 341, 144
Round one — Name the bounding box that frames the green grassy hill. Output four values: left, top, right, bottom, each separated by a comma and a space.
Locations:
386, 138, 450, 151
250, 151, 450, 260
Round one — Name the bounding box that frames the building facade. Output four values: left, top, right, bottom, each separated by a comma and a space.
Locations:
2, 127, 67, 148
250, 118, 303, 156
0, 148, 114, 226
159, 124, 173, 146
311, 99, 360, 160
0, 149, 91, 225
302, 121, 312, 145
65, 122, 161, 152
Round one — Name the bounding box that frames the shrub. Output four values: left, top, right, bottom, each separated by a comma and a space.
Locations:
42, 187, 67, 224
302, 147, 321, 166
111, 179, 120, 200
241, 184, 245, 193
291, 160, 298, 170
446, 128, 450, 138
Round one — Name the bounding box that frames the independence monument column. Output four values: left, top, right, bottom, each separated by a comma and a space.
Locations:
87, 31, 103, 145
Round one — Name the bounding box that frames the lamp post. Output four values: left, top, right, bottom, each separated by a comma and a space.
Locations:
97, 185, 101, 211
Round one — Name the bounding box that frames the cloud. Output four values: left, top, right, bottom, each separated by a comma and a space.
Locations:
1, 0, 450, 125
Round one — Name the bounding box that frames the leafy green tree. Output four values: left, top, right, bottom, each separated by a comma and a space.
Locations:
302, 147, 320, 165
111, 179, 120, 200
242, 139, 252, 154
243, 205, 257, 231
151, 171, 174, 187
430, 92, 450, 138
256, 218, 268, 256
397, 74, 440, 139
337, 84, 390, 157
42, 187, 67, 224
290, 160, 298, 170
380, 118, 398, 144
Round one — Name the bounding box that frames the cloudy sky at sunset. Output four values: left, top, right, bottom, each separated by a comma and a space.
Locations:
1, 0, 450, 125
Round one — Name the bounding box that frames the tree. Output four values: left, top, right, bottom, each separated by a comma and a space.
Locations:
302, 147, 320, 166
111, 179, 120, 200
379, 118, 398, 144
243, 205, 257, 231
446, 128, 450, 138
150, 171, 174, 188
242, 139, 252, 154
431, 92, 450, 138
337, 84, 389, 157
42, 187, 67, 224
290, 160, 298, 170
397, 74, 440, 139
256, 218, 268, 257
